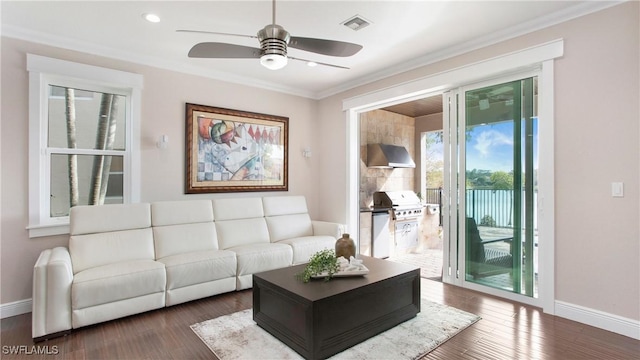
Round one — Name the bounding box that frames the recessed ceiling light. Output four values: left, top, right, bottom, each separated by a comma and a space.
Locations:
143, 13, 160, 23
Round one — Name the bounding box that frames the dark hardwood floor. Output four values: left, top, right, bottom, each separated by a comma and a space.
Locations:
2, 278, 638, 359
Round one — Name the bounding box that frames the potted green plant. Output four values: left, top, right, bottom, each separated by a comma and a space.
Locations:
297, 249, 340, 283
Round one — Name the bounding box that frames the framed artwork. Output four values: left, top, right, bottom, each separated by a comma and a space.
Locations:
185, 103, 288, 193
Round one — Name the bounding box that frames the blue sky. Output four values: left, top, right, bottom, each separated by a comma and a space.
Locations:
466, 120, 538, 172
425, 119, 538, 173
467, 122, 514, 172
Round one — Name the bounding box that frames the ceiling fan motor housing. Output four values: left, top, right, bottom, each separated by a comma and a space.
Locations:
258, 24, 290, 57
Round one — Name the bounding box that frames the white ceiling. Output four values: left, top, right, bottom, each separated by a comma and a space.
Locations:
1, 1, 620, 99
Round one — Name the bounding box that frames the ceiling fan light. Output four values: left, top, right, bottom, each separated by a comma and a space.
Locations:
260, 54, 288, 70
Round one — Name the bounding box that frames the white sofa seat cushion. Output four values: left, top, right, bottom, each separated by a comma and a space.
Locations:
230, 243, 293, 276
158, 250, 236, 290
72, 260, 166, 310
277, 236, 336, 264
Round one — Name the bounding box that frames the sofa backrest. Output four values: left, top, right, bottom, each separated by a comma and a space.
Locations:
263, 196, 313, 242
151, 200, 218, 259
212, 197, 270, 249
69, 203, 154, 274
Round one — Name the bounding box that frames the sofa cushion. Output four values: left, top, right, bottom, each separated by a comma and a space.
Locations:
70, 203, 151, 235
153, 223, 218, 259
151, 200, 214, 226
262, 195, 308, 216
151, 200, 219, 259
265, 213, 313, 242
230, 243, 293, 276
215, 218, 270, 249
72, 260, 166, 310
212, 197, 263, 221
70, 228, 155, 274
276, 236, 337, 264
158, 250, 236, 290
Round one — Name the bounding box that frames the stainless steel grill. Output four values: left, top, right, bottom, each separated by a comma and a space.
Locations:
371, 191, 423, 258
372, 191, 423, 220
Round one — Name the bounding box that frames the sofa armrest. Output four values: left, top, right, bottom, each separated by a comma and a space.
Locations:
32, 247, 73, 340
311, 221, 345, 239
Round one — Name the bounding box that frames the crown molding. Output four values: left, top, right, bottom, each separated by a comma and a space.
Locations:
315, 0, 626, 99
1, 1, 625, 100
1, 24, 315, 99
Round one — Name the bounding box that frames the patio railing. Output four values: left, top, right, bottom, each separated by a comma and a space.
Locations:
423, 188, 537, 229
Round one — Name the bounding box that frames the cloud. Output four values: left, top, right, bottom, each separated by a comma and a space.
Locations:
473, 129, 513, 157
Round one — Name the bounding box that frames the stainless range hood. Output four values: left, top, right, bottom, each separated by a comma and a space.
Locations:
367, 144, 415, 168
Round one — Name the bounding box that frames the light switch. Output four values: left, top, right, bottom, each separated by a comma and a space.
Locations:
611, 182, 624, 197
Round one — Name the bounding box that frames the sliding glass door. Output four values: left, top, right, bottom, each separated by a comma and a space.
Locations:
444, 75, 538, 302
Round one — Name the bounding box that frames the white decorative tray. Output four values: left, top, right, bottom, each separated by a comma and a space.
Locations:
311, 265, 369, 279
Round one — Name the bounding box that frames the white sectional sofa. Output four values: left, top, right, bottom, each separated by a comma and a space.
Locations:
32, 195, 343, 341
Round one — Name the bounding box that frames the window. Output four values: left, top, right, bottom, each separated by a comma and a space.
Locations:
27, 55, 143, 237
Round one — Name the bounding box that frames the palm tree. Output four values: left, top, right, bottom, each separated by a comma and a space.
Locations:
89, 94, 118, 205
65, 88, 78, 208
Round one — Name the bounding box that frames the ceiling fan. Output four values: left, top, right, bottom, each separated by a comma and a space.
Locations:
177, 0, 363, 70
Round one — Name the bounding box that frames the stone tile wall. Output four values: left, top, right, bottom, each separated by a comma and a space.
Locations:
359, 109, 415, 208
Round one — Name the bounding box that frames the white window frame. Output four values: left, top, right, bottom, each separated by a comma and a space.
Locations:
27, 54, 143, 238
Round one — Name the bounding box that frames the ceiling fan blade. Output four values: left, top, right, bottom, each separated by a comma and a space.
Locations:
188, 42, 262, 58
177, 29, 257, 39
289, 37, 362, 57
288, 56, 350, 70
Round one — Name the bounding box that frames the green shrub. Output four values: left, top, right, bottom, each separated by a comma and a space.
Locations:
479, 215, 496, 227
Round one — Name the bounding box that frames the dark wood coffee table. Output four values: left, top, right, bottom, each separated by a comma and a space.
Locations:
253, 255, 420, 360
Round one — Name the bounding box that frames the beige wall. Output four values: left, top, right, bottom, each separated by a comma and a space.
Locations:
1, 1, 638, 325
317, 2, 639, 321
0, 37, 321, 304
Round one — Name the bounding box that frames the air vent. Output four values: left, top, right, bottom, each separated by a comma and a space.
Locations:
341, 15, 371, 31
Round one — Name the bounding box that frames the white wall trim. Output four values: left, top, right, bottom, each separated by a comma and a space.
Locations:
27, 54, 143, 89
343, 39, 563, 112
555, 300, 640, 340
1, 299, 32, 319
26, 54, 143, 237
538, 60, 556, 314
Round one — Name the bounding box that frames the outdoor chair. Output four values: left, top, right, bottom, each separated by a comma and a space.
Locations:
466, 217, 513, 279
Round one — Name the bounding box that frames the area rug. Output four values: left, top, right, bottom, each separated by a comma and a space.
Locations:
190, 298, 480, 360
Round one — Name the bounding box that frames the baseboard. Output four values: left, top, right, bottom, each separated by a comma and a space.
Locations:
0, 298, 32, 319
555, 300, 640, 340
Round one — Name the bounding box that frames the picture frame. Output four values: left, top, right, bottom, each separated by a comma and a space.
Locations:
185, 103, 288, 193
